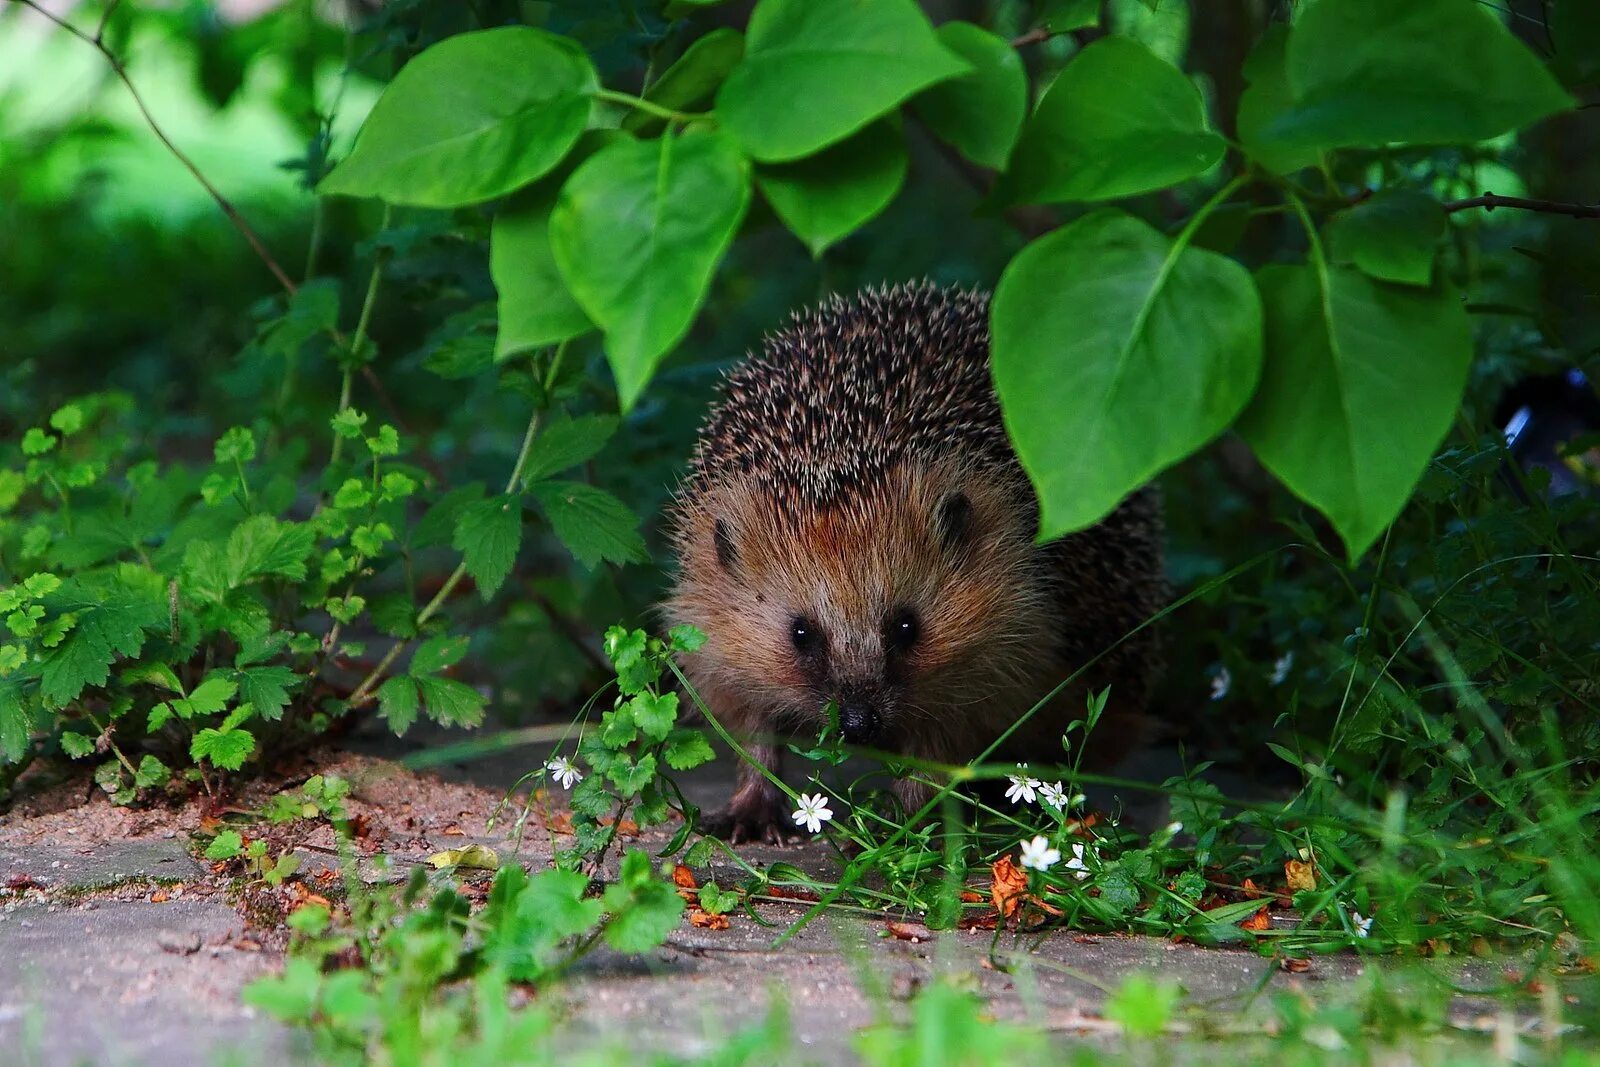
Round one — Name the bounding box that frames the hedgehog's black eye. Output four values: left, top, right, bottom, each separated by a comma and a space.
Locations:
791, 615, 822, 656
884, 606, 920, 655
936, 491, 973, 554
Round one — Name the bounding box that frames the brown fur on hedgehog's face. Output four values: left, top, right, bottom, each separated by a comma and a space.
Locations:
667, 460, 1059, 751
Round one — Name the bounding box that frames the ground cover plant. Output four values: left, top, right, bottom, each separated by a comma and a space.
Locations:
2, 0, 1599, 1060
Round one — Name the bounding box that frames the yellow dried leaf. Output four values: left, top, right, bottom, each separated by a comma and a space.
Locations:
426, 844, 500, 870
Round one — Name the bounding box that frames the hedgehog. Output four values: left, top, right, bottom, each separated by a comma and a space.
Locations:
664, 283, 1167, 843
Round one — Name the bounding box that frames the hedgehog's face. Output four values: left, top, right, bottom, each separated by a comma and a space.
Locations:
669, 461, 1055, 751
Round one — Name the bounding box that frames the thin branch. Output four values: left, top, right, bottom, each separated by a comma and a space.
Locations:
13, 0, 299, 294
1010, 27, 1057, 47
1444, 192, 1600, 220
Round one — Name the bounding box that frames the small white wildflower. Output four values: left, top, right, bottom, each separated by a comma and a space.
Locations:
791, 792, 834, 834
1004, 764, 1041, 805
1270, 651, 1294, 686
544, 756, 582, 790
1210, 667, 1232, 701
1038, 781, 1069, 809
1062, 842, 1095, 881
1164, 821, 1184, 838
1351, 911, 1373, 939
1018, 835, 1061, 872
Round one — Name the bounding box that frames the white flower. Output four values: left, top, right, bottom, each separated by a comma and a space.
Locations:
1210, 666, 1232, 701
1038, 781, 1069, 809
1157, 821, 1183, 843
1005, 764, 1041, 805
1018, 835, 1061, 872
1062, 842, 1095, 881
791, 792, 834, 834
544, 756, 582, 789
1270, 652, 1294, 686
1351, 911, 1373, 938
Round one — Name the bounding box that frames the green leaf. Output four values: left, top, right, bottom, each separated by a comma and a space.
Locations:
377, 676, 420, 736
1104, 975, 1180, 1039
135, 754, 171, 789
417, 675, 487, 728
60, 730, 94, 758
214, 427, 256, 464
411, 635, 471, 676
624, 28, 745, 135
630, 691, 679, 742
39, 569, 166, 707
714, 0, 967, 161
22, 428, 57, 456
1325, 190, 1445, 287
608, 753, 658, 795
755, 121, 907, 257
1266, 0, 1573, 151
491, 182, 594, 358
176, 675, 239, 718
1033, 0, 1098, 30
600, 706, 638, 748
206, 830, 244, 860
992, 209, 1262, 537
330, 408, 368, 440
521, 416, 619, 483
452, 496, 523, 600
911, 22, 1027, 169
318, 28, 598, 207
0, 682, 27, 762
996, 36, 1223, 206
602, 868, 685, 952
227, 516, 316, 584
663, 732, 714, 771
1236, 24, 1320, 176
414, 484, 486, 549
1237, 264, 1472, 560
531, 481, 648, 569
550, 129, 750, 410
233, 665, 299, 723
191, 727, 256, 771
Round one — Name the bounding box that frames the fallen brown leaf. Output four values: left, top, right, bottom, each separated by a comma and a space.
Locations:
689, 908, 729, 930
150, 888, 170, 904
991, 856, 1028, 919
1239, 906, 1271, 932
672, 864, 699, 890
1284, 859, 1316, 893
886, 921, 934, 943
1280, 957, 1312, 973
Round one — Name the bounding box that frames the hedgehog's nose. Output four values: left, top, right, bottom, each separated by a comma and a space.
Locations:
837, 693, 882, 745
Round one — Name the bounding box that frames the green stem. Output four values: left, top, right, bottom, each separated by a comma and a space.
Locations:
328, 204, 393, 474
593, 87, 708, 124
344, 362, 551, 709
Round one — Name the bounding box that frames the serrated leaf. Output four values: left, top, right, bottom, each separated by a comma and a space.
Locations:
1266, 0, 1572, 151
60, 730, 95, 758
992, 209, 1263, 537
39, 570, 166, 707
996, 36, 1223, 206
377, 675, 420, 736
521, 416, 619, 484
206, 830, 244, 860
756, 120, 907, 257
231, 665, 298, 722
0, 682, 27, 763
177, 676, 238, 718
227, 515, 316, 584
318, 28, 598, 207
414, 484, 486, 549
608, 753, 658, 795
412, 634, 471, 676
550, 129, 750, 411
1237, 264, 1472, 560
663, 732, 714, 771
191, 727, 256, 771
715, 0, 968, 162
531, 481, 648, 569
911, 22, 1027, 169
135, 754, 171, 789
630, 691, 679, 742
417, 675, 486, 728
452, 496, 523, 600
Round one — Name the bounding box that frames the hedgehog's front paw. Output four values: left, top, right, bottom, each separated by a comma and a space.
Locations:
702, 796, 794, 845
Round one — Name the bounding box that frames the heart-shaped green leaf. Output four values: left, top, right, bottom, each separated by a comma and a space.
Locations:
550, 129, 750, 410
995, 36, 1223, 206
992, 210, 1262, 538
319, 28, 597, 207
1326, 190, 1446, 287
911, 22, 1027, 169
715, 0, 968, 162
1237, 24, 1320, 175
755, 121, 907, 257
1266, 0, 1572, 151
1238, 263, 1472, 560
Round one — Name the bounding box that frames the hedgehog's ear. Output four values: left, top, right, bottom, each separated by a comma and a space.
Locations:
935, 491, 973, 554
713, 517, 739, 571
